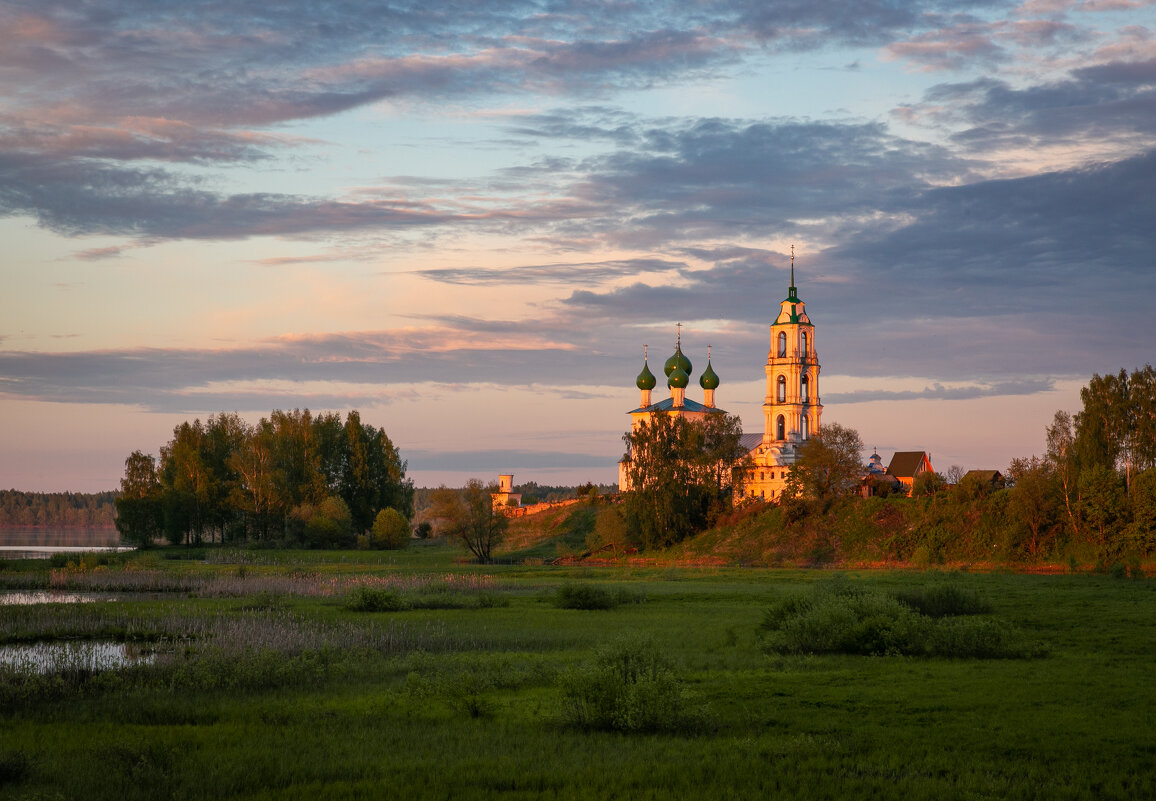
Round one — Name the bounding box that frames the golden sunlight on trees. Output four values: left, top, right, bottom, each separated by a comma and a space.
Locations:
431, 480, 507, 563
620, 413, 748, 549
784, 422, 864, 505
117, 409, 413, 547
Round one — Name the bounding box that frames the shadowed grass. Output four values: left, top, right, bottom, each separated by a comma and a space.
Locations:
0, 556, 1152, 800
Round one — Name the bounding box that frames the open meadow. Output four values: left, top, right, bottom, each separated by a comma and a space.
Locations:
2, 541, 1154, 801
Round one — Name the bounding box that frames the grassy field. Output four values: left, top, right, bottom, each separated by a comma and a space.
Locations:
1, 541, 1154, 800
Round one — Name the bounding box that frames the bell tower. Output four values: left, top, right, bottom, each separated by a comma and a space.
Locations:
758, 247, 823, 453
763, 246, 822, 452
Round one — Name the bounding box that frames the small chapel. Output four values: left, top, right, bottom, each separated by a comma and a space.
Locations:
618, 250, 822, 500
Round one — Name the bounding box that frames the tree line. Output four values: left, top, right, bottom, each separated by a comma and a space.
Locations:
0, 490, 116, 528
115, 409, 414, 548
1006, 365, 1156, 558
609, 366, 1155, 563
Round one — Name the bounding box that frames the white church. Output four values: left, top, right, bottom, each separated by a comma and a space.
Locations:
618, 252, 822, 501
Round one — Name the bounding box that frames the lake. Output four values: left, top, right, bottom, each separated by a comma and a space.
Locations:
0, 527, 132, 558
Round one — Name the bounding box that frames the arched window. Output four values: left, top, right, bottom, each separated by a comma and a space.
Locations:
777, 375, 786, 402
801, 414, 810, 440
776, 415, 785, 440
801, 374, 809, 402
777, 331, 786, 357
801, 331, 808, 355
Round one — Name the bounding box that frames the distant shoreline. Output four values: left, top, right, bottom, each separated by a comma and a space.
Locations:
0, 524, 117, 530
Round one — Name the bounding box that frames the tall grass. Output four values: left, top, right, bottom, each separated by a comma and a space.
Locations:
1, 562, 506, 598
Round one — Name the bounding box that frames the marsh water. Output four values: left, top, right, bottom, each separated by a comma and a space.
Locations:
0, 590, 122, 605
0, 527, 132, 558
0, 640, 155, 674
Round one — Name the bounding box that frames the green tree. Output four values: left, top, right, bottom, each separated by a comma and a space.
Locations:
114, 451, 163, 548
1075, 370, 1130, 478
203, 412, 247, 541
912, 471, 948, 497
1129, 365, 1156, 473
784, 422, 864, 504
228, 419, 279, 541
621, 412, 748, 549
1007, 456, 1059, 557
159, 420, 214, 545
1046, 410, 1082, 540
1078, 464, 1128, 550
303, 496, 355, 549
370, 507, 411, 549
432, 480, 507, 562
1127, 468, 1156, 554
339, 411, 415, 533
269, 409, 326, 509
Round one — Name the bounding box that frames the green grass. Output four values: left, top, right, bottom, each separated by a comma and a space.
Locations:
1, 550, 1154, 799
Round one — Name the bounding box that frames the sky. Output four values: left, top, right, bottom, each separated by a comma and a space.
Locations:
2, 0, 1155, 493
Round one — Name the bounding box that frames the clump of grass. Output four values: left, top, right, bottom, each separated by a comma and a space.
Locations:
344, 586, 406, 612
0, 749, 31, 785
558, 637, 709, 733
760, 577, 1041, 659
893, 582, 993, 617
405, 653, 555, 719
552, 582, 645, 610
407, 591, 510, 610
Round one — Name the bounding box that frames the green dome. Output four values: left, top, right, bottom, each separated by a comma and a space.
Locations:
667, 364, 689, 389
663, 346, 692, 378
699, 360, 719, 390
636, 361, 657, 390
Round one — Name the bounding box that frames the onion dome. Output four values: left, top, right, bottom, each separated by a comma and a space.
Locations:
663, 346, 692, 378
636, 360, 657, 390
667, 363, 689, 389
700, 359, 719, 390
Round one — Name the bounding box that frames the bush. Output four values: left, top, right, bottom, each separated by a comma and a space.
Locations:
893, 582, 993, 617
760, 578, 1038, 659
926, 617, 1042, 659
558, 638, 707, 733
370, 508, 411, 550
552, 582, 644, 610
344, 586, 406, 612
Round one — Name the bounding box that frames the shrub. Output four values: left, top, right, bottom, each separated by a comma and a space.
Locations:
344, 586, 407, 612
762, 587, 926, 656
552, 583, 645, 610
370, 508, 411, 550
893, 583, 993, 617
760, 578, 1039, 659
558, 638, 707, 733
926, 617, 1043, 659
553, 583, 617, 610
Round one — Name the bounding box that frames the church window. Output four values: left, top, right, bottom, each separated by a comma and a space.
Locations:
760, 472, 764, 481
777, 375, 786, 402
801, 331, 808, 355
802, 414, 810, 440
777, 332, 786, 357
776, 415, 785, 440
801, 374, 809, 401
